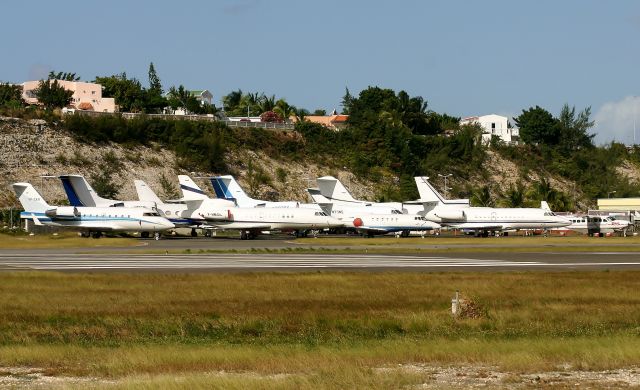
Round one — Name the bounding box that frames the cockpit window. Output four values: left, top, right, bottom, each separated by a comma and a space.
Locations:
143, 212, 160, 216
391, 210, 402, 214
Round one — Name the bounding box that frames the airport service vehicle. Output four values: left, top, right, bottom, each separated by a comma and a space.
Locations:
417, 178, 571, 236
210, 175, 321, 210
562, 215, 630, 235
315, 176, 425, 214
13, 182, 174, 239
179, 177, 344, 239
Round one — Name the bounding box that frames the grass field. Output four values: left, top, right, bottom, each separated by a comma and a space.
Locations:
0, 271, 639, 388
0, 232, 140, 249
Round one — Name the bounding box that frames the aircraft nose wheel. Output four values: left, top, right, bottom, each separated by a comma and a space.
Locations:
154, 232, 160, 240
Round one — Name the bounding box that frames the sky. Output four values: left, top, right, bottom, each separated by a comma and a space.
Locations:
3, 0, 640, 145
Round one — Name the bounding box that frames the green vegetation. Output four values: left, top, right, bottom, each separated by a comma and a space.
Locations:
34, 79, 73, 109
1, 271, 640, 386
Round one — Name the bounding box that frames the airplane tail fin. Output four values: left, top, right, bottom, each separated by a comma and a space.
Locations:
134, 180, 163, 204
178, 175, 209, 201
59, 175, 108, 207
414, 177, 445, 204
12, 183, 51, 213
541, 201, 551, 211
210, 175, 246, 205
316, 176, 357, 202
307, 188, 332, 204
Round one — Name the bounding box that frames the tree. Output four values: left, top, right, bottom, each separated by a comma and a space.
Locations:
48, 71, 80, 81
499, 183, 526, 208
0, 83, 23, 107
90, 171, 119, 198
557, 103, 595, 152
514, 106, 559, 145
148, 62, 162, 94
260, 110, 283, 123
159, 172, 179, 199
470, 185, 494, 207
167, 85, 201, 114
34, 79, 73, 109
341, 87, 354, 114
313, 109, 326, 116
257, 94, 276, 113
273, 99, 296, 122
222, 89, 243, 113
144, 62, 166, 113
95, 73, 145, 112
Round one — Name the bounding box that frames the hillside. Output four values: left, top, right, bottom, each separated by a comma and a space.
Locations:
2, 115, 640, 213
0, 117, 377, 208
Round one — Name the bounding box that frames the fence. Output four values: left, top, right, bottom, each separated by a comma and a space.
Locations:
69, 110, 295, 131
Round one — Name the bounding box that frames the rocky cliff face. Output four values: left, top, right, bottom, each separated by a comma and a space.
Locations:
0, 117, 377, 208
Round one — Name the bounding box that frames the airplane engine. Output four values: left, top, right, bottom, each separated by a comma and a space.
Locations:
45, 206, 80, 219
434, 209, 466, 221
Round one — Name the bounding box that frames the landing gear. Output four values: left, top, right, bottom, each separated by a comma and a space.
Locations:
241, 230, 249, 240
191, 228, 197, 237
141, 231, 150, 239
400, 230, 410, 238
294, 230, 308, 238
80, 232, 90, 238
154, 232, 160, 241
204, 230, 212, 238
91, 231, 103, 239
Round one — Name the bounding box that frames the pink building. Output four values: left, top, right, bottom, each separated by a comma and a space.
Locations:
22, 80, 116, 112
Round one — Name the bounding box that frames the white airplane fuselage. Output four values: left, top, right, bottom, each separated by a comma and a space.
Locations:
562, 215, 630, 234
426, 206, 571, 231
194, 206, 344, 231
21, 207, 174, 232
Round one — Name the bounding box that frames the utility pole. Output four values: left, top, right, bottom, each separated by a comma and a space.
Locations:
438, 173, 452, 199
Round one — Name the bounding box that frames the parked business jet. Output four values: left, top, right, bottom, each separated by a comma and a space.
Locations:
209, 175, 320, 209
414, 176, 470, 206
307, 189, 435, 236
179, 176, 344, 239
315, 176, 424, 214
134, 179, 206, 233
13, 183, 174, 239
417, 178, 571, 236
562, 215, 630, 235
59, 175, 156, 209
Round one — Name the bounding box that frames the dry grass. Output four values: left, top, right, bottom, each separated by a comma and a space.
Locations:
0, 233, 139, 249
295, 235, 640, 247
1, 271, 640, 386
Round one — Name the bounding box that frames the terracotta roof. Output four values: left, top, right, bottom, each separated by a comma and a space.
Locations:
78, 102, 94, 110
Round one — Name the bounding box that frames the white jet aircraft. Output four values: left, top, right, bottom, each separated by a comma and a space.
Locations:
59, 175, 156, 209
417, 177, 571, 236
308, 189, 436, 236
179, 176, 344, 239
13, 182, 174, 239
314, 176, 425, 214
209, 175, 320, 209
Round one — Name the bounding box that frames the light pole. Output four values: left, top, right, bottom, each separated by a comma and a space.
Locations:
608, 191, 616, 199
438, 173, 452, 199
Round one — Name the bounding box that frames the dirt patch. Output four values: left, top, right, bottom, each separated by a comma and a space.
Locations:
379, 364, 640, 389
0, 366, 111, 388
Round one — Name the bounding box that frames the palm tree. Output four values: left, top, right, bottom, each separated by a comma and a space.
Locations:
222, 89, 243, 113
526, 178, 558, 207
499, 183, 526, 208
274, 99, 297, 122
471, 185, 494, 207
257, 94, 276, 113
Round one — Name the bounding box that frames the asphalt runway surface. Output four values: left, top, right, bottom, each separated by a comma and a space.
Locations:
1, 251, 640, 272
1, 236, 639, 272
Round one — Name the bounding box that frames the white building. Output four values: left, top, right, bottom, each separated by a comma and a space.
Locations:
460, 114, 519, 144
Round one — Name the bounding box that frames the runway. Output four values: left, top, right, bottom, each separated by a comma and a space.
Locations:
1, 252, 640, 271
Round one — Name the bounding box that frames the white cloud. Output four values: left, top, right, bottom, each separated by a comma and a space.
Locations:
592, 96, 640, 145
